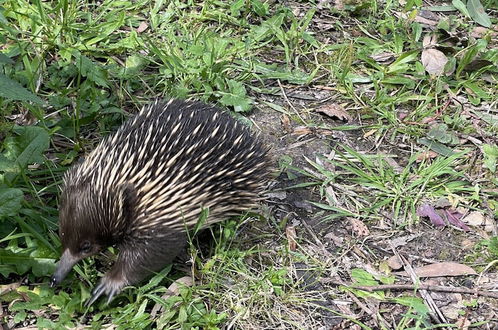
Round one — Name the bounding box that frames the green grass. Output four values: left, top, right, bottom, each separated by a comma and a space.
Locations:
1, 0, 498, 328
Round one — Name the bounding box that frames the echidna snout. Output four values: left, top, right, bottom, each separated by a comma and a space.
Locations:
51, 99, 269, 306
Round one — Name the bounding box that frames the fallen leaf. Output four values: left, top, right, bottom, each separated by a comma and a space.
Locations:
463, 211, 495, 232
349, 218, 369, 237
281, 114, 292, 133
416, 150, 438, 162
151, 276, 194, 317
421, 48, 448, 75
316, 103, 352, 122
324, 232, 344, 246
390, 233, 422, 249
414, 15, 439, 26
455, 316, 471, 330
412, 262, 477, 277
443, 209, 470, 231
387, 255, 403, 270
168, 276, 194, 295
333, 0, 344, 10
136, 21, 148, 33
292, 126, 312, 136
266, 191, 287, 200
422, 34, 437, 48
0, 282, 21, 295
286, 226, 297, 251
363, 129, 377, 138
417, 203, 445, 226
370, 52, 395, 64
471, 26, 489, 38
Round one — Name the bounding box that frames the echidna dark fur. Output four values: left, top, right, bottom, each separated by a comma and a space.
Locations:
50, 99, 269, 306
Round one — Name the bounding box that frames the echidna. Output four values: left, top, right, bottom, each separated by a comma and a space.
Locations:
50, 99, 269, 306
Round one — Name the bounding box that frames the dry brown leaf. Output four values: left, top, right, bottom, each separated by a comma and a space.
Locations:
6, 111, 37, 126
316, 103, 352, 122
335, 301, 356, 317
387, 255, 403, 270
416, 150, 438, 162
280, 114, 292, 133
463, 211, 495, 232
292, 126, 312, 136
363, 129, 377, 138
151, 276, 194, 317
390, 233, 422, 249
455, 317, 471, 330
471, 27, 489, 38
324, 232, 344, 247
348, 218, 369, 237
441, 303, 464, 320
168, 276, 194, 296
286, 226, 297, 251
136, 21, 148, 33
422, 35, 437, 48
0, 282, 21, 296
333, 0, 344, 10
415, 15, 438, 26
412, 262, 477, 278
421, 48, 448, 75
370, 52, 395, 64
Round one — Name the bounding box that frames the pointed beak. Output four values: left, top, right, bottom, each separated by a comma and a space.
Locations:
50, 249, 80, 287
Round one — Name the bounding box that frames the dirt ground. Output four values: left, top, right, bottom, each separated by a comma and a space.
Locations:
246, 90, 498, 328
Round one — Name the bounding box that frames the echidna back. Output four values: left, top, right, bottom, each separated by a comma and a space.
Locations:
62, 99, 269, 238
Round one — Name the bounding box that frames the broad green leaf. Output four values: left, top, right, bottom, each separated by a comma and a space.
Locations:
230, 0, 244, 16
2, 126, 50, 172
84, 12, 125, 46
467, 0, 491, 27
0, 187, 23, 218
219, 80, 252, 112
0, 74, 44, 104
0, 53, 14, 64
427, 124, 459, 145
425, 5, 458, 11
452, 0, 470, 17
387, 50, 419, 74
351, 268, 378, 286
252, 0, 269, 16
482, 144, 498, 173
72, 51, 109, 87
123, 54, 147, 75
392, 296, 429, 314
418, 138, 456, 156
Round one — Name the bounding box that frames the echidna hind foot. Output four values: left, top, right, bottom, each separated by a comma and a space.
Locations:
51, 99, 270, 306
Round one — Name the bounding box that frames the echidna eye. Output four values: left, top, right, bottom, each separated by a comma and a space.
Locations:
80, 240, 92, 253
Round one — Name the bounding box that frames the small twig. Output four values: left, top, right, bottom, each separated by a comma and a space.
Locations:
349, 284, 498, 299
390, 244, 447, 325
300, 218, 332, 258
277, 79, 306, 124
337, 280, 391, 329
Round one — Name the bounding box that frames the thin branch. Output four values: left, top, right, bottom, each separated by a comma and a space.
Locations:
348, 284, 498, 299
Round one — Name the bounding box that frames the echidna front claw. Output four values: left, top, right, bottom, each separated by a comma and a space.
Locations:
85, 276, 127, 307
85, 283, 105, 307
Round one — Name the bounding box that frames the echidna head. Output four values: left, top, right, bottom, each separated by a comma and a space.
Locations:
51, 182, 136, 287
50, 185, 107, 287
